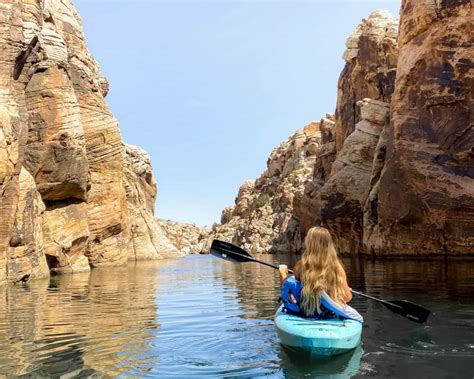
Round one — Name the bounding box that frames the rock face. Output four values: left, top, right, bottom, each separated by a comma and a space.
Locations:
320, 99, 390, 254
157, 219, 211, 254
0, 0, 180, 285
210, 122, 323, 254
293, 115, 336, 238
335, 10, 398, 152
366, 0, 474, 255
124, 145, 181, 260
306, 4, 473, 255
216, 5, 473, 256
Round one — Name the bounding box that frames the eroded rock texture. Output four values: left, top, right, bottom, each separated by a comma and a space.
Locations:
367, 0, 474, 255
157, 219, 211, 254
215, 4, 473, 256
124, 144, 181, 260
335, 10, 398, 152
289, 10, 400, 253
0, 0, 180, 285
321, 99, 390, 254
210, 123, 322, 254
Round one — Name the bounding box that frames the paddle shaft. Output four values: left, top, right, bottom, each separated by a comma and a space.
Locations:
211, 239, 430, 323
219, 249, 404, 309
221, 249, 294, 273
350, 290, 402, 310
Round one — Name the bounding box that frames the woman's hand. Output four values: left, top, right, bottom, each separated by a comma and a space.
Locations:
279, 264, 289, 283
279, 264, 288, 275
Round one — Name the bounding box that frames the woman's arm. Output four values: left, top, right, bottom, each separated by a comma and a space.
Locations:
342, 270, 353, 302
278, 265, 289, 284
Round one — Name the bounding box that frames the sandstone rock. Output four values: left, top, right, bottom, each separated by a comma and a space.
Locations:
210, 122, 321, 254
321, 99, 390, 254
212, 4, 473, 257
51, 6, 130, 266
368, 0, 474, 255
124, 144, 181, 260
335, 10, 398, 152
293, 179, 323, 240
24, 65, 89, 202
0, 0, 182, 285
157, 219, 211, 254
42, 202, 90, 274
294, 115, 336, 239
313, 116, 336, 183
7, 168, 49, 283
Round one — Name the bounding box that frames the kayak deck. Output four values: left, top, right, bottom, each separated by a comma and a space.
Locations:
275, 305, 362, 357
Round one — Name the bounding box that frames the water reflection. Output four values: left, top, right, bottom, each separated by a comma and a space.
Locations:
0, 262, 171, 377
0, 255, 473, 378
216, 254, 474, 378
279, 345, 363, 378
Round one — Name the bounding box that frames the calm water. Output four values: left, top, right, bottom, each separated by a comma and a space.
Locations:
0, 254, 473, 378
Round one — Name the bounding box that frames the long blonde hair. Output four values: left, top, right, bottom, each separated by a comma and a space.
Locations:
300, 226, 346, 315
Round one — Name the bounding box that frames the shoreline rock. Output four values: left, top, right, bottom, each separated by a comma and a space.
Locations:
0, 0, 182, 286
157, 220, 211, 255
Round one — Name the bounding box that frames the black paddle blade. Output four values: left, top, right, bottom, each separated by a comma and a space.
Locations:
383, 300, 430, 323
210, 240, 253, 263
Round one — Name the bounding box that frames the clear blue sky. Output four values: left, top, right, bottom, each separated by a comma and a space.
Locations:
75, 0, 400, 226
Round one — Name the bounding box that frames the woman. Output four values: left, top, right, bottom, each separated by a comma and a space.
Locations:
279, 226, 362, 322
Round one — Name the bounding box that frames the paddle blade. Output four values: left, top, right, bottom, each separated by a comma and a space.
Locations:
384, 300, 430, 323
210, 240, 253, 263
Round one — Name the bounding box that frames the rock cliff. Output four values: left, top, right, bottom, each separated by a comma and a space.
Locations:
320, 1, 473, 255
210, 122, 323, 254
366, 0, 474, 255
124, 145, 181, 260
157, 219, 211, 254
0, 0, 179, 285
215, 4, 473, 256
335, 10, 398, 153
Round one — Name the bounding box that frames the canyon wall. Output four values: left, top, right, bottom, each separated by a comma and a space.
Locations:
366, 0, 474, 254
0, 0, 179, 286
157, 219, 211, 254
210, 122, 325, 254
320, 1, 473, 255
216, 4, 473, 256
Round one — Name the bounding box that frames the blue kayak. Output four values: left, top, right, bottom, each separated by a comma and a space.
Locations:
274, 305, 362, 357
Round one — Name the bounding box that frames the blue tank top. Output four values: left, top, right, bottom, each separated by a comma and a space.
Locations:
280, 276, 333, 319
280, 276, 364, 323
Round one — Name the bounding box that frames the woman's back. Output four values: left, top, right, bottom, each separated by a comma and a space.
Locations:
279, 226, 353, 318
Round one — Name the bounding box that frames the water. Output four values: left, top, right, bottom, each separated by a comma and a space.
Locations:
0, 254, 473, 378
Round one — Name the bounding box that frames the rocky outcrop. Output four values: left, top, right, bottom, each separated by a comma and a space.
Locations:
305, 3, 473, 255
366, 0, 474, 255
210, 122, 323, 254
157, 219, 211, 254
320, 99, 390, 254
6, 168, 50, 282
335, 10, 398, 152
294, 115, 336, 237
216, 4, 473, 256
289, 10, 399, 250
0, 0, 180, 285
124, 144, 181, 260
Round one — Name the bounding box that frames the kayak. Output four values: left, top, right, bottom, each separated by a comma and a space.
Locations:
274, 305, 362, 357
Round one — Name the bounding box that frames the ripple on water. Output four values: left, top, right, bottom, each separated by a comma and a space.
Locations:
381, 342, 474, 358
0, 255, 473, 378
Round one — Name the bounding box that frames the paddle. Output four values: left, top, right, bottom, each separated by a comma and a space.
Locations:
210, 239, 430, 324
